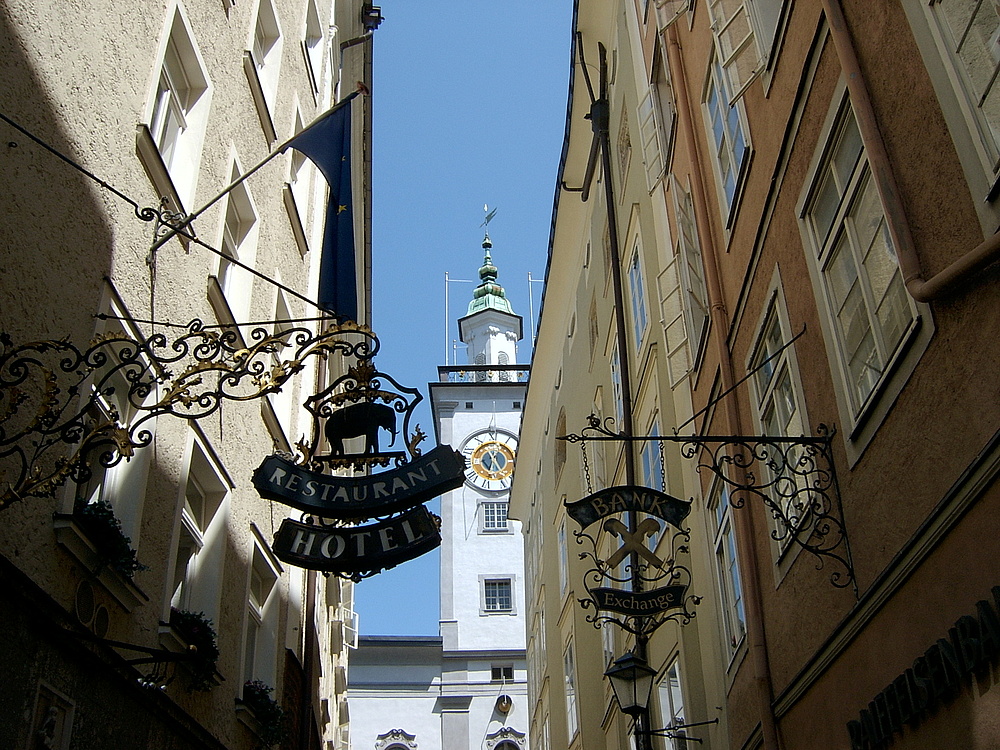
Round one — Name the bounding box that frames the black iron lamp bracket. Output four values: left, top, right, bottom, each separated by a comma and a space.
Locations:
561, 415, 857, 595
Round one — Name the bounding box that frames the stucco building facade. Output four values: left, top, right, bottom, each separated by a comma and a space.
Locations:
512, 1, 1000, 749
0, 0, 374, 747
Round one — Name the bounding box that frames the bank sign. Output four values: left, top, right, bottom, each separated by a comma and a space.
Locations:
566, 485, 693, 617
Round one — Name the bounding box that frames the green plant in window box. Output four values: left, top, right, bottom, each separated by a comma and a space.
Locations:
169, 607, 220, 691
238, 679, 287, 748
72, 498, 147, 578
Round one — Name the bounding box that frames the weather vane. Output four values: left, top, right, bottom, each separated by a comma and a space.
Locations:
480, 203, 498, 228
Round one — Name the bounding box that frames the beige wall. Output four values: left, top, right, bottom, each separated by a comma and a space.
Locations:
0, 0, 367, 747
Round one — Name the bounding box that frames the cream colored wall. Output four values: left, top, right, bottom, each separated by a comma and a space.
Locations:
0, 0, 363, 747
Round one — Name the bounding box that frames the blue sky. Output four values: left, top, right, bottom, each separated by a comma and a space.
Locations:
356, 1, 573, 635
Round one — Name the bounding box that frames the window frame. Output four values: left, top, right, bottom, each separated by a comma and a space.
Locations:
140, 4, 212, 212
797, 88, 933, 457
656, 657, 688, 750
481, 577, 515, 614
746, 276, 813, 566
480, 500, 510, 533
708, 482, 746, 656
702, 49, 752, 225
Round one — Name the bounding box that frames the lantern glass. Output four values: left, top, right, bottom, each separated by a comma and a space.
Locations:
605, 652, 656, 717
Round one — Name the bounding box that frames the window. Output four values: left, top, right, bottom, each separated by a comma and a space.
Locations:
657, 659, 688, 749
484, 578, 514, 613
802, 99, 917, 418
268, 292, 295, 441
302, 0, 324, 95
245, 0, 283, 140
926, 0, 1000, 181
554, 409, 567, 478
492, 665, 514, 682
637, 50, 677, 190
705, 0, 788, 102
563, 641, 579, 739
618, 108, 632, 183
73, 307, 154, 541
641, 422, 664, 552
748, 290, 811, 555
610, 340, 624, 428
628, 243, 648, 350
243, 544, 280, 685
482, 501, 509, 532
216, 161, 258, 319
558, 520, 569, 596
704, 50, 750, 218
170, 437, 227, 619
660, 176, 710, 384
145, 7, 211, 208
709, 483, 746, 652
653, 0, 695, 30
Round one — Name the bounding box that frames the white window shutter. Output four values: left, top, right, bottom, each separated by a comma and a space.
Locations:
637, 88, 664, 191
654, 0, 691, 29
657, 258, 691, 387
707, 0, 764, 103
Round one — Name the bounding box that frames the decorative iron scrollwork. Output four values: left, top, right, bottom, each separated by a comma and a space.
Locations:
0, 320, 377, 510
573, 515, 701, 638
561, 415, 856, 594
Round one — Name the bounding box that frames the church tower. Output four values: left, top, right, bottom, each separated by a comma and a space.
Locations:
429, 231, 529, 747
347, 231, 530, 750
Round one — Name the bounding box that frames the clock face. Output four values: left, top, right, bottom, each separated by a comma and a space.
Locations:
462, 430, 518, 492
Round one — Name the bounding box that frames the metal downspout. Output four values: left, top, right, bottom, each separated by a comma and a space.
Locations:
822, 0, 1000, 302
665, 25, 781, 750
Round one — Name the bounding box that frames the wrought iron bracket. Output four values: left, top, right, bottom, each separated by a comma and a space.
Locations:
0, 320, 379, 509
561, 415, 857, 595
70, 627, 206, 690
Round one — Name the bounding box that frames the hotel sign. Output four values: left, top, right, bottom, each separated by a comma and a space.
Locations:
271, 505, 441, 575
252, 341, 461, 579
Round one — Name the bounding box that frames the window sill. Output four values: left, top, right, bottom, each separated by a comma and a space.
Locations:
53, 515, 148, 612
283, 182, 310, 257
243, 51, 277, 144
135, 124, 187, 220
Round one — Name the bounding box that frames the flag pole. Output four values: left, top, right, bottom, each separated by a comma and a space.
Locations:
151, 91, 360, 252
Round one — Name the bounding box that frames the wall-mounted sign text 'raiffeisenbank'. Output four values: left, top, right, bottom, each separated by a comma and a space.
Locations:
252, 445, 464, 519
271, 505, 441, 574
847, 585, 1000, 750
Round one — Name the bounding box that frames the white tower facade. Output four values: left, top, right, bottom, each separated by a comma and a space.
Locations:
348, 236, 530, 750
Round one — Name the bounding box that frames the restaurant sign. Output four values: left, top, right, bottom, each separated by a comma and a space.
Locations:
253, 334, 460, 580
253, 445, 464, 519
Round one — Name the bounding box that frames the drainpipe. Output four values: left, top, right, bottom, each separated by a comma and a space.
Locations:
822, 0, 1000, 302
665, 25, 781, 750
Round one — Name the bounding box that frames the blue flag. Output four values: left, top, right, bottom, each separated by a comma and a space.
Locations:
285, 92, 359, 321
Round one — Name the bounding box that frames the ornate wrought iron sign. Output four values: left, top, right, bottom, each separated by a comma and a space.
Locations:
562, 414, 857, 594
0, 320, 458, 581
252, 445, 463, 518
566, 485, 700, 637
271, 505, 441, 575
0, 320, 376, 509
254, 334, 465, 580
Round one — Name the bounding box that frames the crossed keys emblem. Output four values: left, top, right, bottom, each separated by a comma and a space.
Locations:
603, 517, 663, 569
